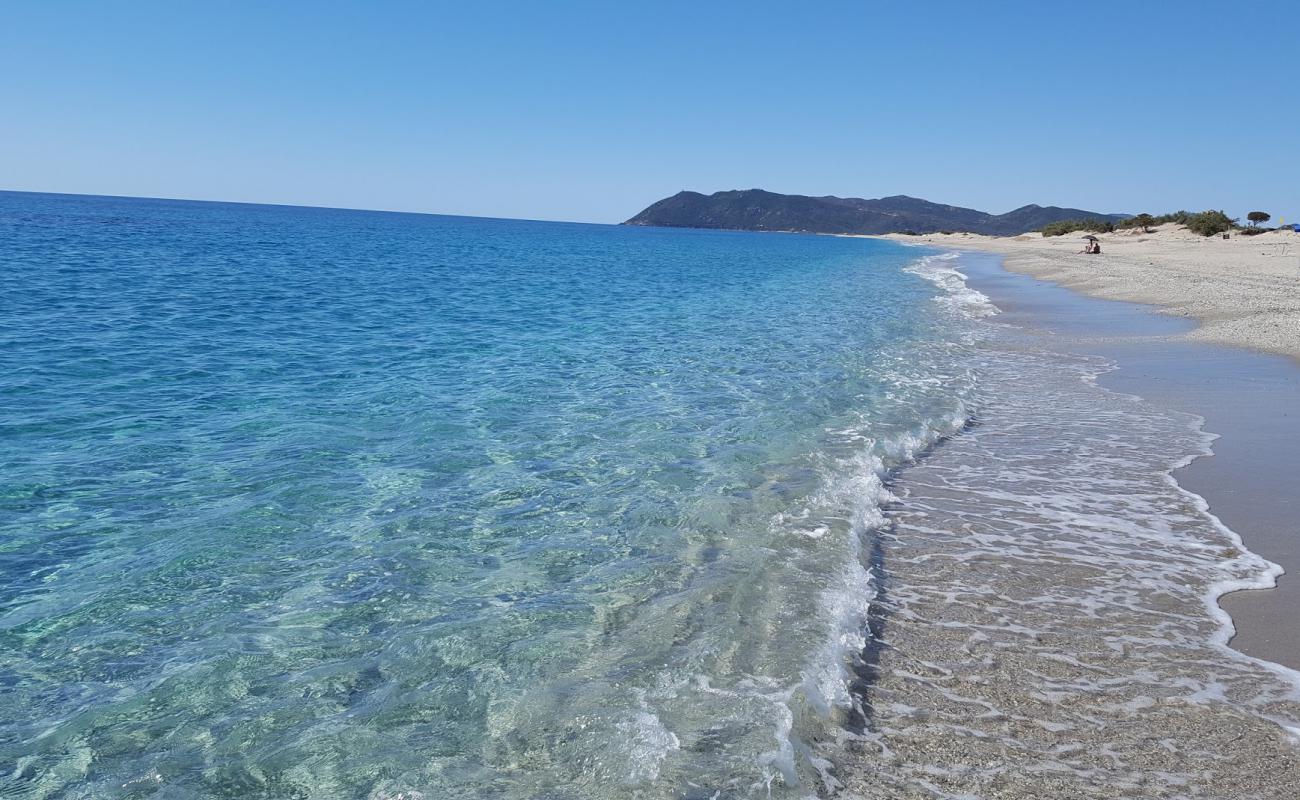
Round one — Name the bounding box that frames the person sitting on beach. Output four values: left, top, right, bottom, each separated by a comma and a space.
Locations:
1079, 240, 1101, 254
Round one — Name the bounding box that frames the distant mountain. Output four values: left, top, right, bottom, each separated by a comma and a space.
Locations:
623, 189, 1127, 236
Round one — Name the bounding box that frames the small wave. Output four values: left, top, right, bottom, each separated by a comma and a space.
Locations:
904, 252, 999, 320
796, 410, 972, 720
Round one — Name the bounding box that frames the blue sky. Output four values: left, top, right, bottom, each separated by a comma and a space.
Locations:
2, 1, 1295, 223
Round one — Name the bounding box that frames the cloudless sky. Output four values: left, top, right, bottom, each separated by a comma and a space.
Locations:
2, 1, 1296, 222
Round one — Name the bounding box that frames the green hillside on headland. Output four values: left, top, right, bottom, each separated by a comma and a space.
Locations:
624, 189, 1128, 236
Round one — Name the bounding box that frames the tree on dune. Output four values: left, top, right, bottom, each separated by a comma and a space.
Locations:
1247, 211, 1271, 227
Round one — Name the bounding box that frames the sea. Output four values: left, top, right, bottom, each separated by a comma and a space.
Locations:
2, 191, 1298, 799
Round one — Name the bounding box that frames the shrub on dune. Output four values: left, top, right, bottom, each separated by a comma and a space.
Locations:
1039, 219, 1116, 237
1184, 210, 1237, 237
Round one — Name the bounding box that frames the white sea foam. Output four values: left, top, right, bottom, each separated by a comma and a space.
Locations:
904, 252, 999, 320
617, 698, 682, 785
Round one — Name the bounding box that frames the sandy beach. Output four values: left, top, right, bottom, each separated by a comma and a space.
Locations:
881, 225, 1300, 362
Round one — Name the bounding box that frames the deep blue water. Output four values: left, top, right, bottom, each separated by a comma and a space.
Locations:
0, 192, 976, 798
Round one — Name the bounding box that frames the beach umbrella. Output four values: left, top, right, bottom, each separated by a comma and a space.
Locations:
1082, 235, 1099, 241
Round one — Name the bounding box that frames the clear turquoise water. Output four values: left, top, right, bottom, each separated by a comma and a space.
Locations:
0, 192, 977, 798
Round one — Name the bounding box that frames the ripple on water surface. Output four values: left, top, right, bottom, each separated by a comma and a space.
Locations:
0, 194, 975, 798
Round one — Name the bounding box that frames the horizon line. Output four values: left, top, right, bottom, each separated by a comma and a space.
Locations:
0, 187, 602, 227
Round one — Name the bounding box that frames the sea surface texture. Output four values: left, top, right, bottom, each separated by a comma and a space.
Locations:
2, 192, 1297, 799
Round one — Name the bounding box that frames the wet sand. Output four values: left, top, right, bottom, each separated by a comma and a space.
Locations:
960, 254, 1300, 670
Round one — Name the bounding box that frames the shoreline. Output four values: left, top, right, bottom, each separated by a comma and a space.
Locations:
871, 226, 1300, 365
950, 250, 1300, 671
843, 248, 1300, 797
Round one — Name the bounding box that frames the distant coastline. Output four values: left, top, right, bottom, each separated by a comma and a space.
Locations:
623, 188, 1126, 236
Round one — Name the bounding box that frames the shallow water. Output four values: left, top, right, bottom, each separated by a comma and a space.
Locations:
3, 193, 1297, 799
1, 194, 979, 798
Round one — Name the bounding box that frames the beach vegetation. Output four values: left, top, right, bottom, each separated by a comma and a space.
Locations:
1247, 211, 1271, 227
1039, 218, 1116, 237
1151, 211, 1191, 226
1118, 211, 1189, 228
1118, 213, 1157, 233
1183, 210, 1237, 236
1054, 209, 1245, 237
